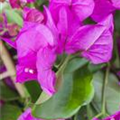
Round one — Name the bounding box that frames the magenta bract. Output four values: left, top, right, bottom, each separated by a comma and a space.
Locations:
17, 108, 41, 120
91, 0, 120, 22
15, 22, 56, 95
49, 0, 95, 22
45, 6, 113, 64
23, 7, 44, 23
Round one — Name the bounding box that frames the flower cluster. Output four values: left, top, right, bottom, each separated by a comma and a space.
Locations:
1, 0, 120, 119
2, 0, 116, 95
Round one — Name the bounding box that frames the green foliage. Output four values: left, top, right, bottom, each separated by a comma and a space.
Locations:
0, 104, 22, 120
25, 81, 42, 102
32, 58, 94, 119
5, 9, 23, 27
93, 72, 120, 115
74, 71, 120, 120
0, 81, 19, 101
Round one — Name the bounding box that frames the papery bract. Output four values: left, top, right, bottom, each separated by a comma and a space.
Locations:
49, 0, 95, 22
65, 15, 113, 64
23, 7, 44, 23
15, 22, 56, 95
45, 6, 113, 64
111, 0, 120, 9
44, 6, 80, 54
48, 0, 95, 53
36, 47, 57, 95
17, 108, 41, 120
47, 0, 95, 53
91, 0, 120, 22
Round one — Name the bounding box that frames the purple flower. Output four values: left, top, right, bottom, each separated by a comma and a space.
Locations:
1, 8, 57, 95
15, 22, 56, 95
66, 26, 113, 64
23, 7, 44, 23
45, 6, 113, 64
91, 0, 120, 22
47, 0, 95, 53
49, 0, 95, 22
36, 47, 57, 95
1, 5, 114, 95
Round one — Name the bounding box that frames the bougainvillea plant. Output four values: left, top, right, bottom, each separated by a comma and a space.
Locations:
0, 0, 120, 120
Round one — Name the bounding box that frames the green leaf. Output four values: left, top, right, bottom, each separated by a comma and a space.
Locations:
0, 104, 22, 120
65, 57, 88, 73
36, 0, 47, 5
88, 64, 106, 73
5, 9, 23, 27
93, 72, 120, 115
25, 81, 42, 102
75, 104, 99, 120
0, 81, 19, 101
32, 60, 94, 119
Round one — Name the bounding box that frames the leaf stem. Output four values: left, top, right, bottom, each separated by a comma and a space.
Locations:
57, 55, 71, 72
93, 63, 110, 119
0, 41, 30, 98
101, 63, 110, 114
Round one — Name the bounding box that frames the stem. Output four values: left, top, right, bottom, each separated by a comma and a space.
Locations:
57, 55, 71, 72
0, 41, 30, 98
57, 54, 67, 69
91, 101, 100, 113
93, 63, 110, 119
94, 113, 103, 118
35, 92, 51, 105
55, 55, 71, 90
101, 63, 110, 114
